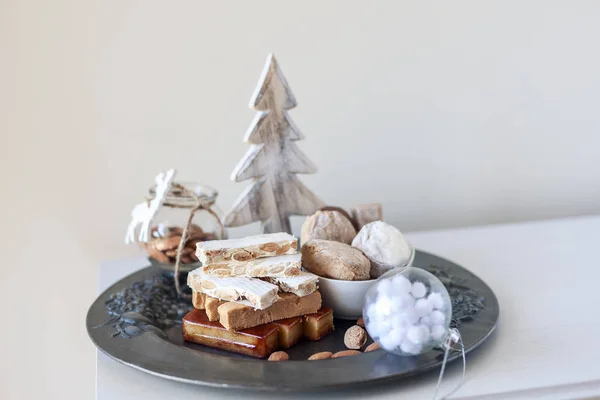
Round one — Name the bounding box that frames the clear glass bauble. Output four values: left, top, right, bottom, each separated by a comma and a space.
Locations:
362, 266, 452, 356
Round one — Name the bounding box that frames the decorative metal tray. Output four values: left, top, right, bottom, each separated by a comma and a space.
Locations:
86, 250, 499, 391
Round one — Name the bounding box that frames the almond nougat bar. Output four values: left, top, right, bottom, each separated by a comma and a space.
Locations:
187, 267, 279, 310
196, 232, 297, 264
201, 254, 302, 278
263, 271, 319, 297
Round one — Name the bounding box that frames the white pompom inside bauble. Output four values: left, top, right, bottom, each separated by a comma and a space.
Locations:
427, 292, 446, 310
391, 274, 412, 294
431, 324, 447, 341
414, 298, 433, 317
430, 310, 446, 325
363, 266, 452, 356
410, 281, 427, 299
400, 339, 423, 355
406, 324, 430, 344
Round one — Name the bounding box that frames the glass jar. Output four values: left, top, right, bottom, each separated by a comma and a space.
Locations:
142, 182, 225, 272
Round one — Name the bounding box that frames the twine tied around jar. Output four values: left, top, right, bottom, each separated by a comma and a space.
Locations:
168, 183, 224, 298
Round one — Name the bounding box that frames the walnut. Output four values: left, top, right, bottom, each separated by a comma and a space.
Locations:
344, 325, 367, 349
268, 351, 289, 361
302, 240, 370, 281
301, 211, 357, 245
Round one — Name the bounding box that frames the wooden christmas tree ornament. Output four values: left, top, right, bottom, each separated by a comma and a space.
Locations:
224, 54, 324, 234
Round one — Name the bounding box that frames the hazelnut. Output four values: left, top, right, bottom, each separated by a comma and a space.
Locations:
344, 325, 367, 349
268, 351, 289, 361
331, 350, 361, 358
308, 351, 333, 360
356, 317, 365, 327
364, 342, 381, 352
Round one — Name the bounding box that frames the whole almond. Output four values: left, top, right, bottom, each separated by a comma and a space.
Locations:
308, 352, 333, 360
145, 246, 170, 263
232, 250, 253, 261
277, 243, 291, 255
155, 236, 181, 251
185, 240, 198, 249
356, 317, 365, 327
284, 268, 301, 276
332, 350, 361, 359
214, 289, 238, 301
200, 280, 216, 290
190, 224, 204, 233
344, 325, 367, 349
268, 351, 289, 361
249, 267, 267, 277
181, 255, 193, 264
207, 268, 230, 277
165, 249, 178, 257
260, 242, 280, 253
169, 227, 184, 236
364, 342, 381, 352
188, 232, 206, 241
269, 266, 285, 274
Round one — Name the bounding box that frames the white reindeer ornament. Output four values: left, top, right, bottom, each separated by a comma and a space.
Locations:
125, 169, 177, 244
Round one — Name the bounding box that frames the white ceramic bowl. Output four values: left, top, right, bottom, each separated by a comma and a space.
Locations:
317, 246, 415, 320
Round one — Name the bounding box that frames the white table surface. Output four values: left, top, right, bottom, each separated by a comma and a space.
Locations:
97, 216, 600, 399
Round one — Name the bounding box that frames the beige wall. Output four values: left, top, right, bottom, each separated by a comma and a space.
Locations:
1, 1, 600, 398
